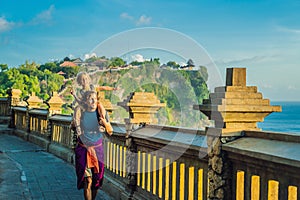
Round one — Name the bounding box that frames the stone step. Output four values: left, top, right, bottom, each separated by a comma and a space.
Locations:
214, 121, 259, 128
217, 105, 282, 112
204, 98, 270, 105
221, 112, 270, 122
0, 116, 10, 125
210, 92, 263, 99
198, 105, 281, 113
214, 86, 258, 93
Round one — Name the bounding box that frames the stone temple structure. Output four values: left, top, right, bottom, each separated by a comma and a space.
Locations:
194, 67, 281, 136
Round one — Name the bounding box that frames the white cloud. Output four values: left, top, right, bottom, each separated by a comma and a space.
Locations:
275, 25, 300, 34
179, 61, 186, 66
120, 12, 134, 20
30, 5, 55, 25
262, 84, 273, 89
120, 13, 152, 26
84, 53, 97, 60
213, 54, 280, 67
0, 16, 15, 32
288, 85, 297, 90
0, 5, 55, 32
136, 15, 152, 26
131, 54, 146, 62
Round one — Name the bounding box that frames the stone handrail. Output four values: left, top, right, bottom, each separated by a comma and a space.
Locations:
49, 114, 73, 149
11, 106, 28, 133
28, 108, 49, 137
103, 124, 209, 199
0, 97, 10, 116
1, 67, 299, 200
3, 103, 300, 200
223, 130, 300, 200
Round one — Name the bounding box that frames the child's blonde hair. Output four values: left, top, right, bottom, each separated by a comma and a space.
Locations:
76, 72, 91, 86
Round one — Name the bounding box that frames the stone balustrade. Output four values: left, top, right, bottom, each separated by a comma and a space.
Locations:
26, 92, 43, 108
98, 91, 114, 116
0, 67, 299, 200
47, 92, 64, 115
6, 88, 22, 106
118, 92, 166, 124
194, 68, 281, 136
0, 97, 10, 124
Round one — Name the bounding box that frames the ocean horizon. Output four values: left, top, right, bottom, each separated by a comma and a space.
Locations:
258, 101, 300, 134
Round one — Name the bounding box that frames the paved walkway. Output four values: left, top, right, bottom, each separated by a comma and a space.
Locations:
0, 130, 112, 200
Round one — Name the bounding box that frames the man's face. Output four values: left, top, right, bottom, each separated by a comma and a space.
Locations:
86, 93, 97, 111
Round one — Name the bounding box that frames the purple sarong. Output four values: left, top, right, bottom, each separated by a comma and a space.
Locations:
75, 137, 105, 190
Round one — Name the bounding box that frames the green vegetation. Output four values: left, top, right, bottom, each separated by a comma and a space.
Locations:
0, 56, 209, 127
110, 57, 126, 67
0, 61, 78, 100
96, 59, 209, 127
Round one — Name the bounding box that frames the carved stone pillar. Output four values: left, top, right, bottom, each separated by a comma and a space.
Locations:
194, 67, 282, 199
124, 119, 137, 197
119, 92, 166, 125
97, 91, 114, 116
47, 92, 64, 115
6, 89, 21, 128
25, 92, 43, 133
7, 88, 22, 106
118, 92, 165, 198
26, 92, 43, 109
196, 68, 281, 135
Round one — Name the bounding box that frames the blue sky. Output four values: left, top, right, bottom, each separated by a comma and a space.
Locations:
1, 0, 300, 101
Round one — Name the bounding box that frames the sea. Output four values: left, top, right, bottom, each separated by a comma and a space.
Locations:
257, 101, 300, 134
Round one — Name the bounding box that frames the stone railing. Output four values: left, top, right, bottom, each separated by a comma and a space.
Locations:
48, 114, 75, 163
0, 67, 299, 200
103, 124, 208, 200
9, 104, 76, 162
49, 114, 73, 149
0, 97, 10, 116
223, 130, 300, 200
12, 106, 28, 134
28, 108, 49, 136
130, 126, 208, 200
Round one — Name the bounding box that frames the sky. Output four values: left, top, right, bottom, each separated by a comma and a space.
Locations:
1, 0, 300, 101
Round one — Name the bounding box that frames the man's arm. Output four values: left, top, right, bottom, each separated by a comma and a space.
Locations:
100, 110, 113, 136
96, 86, 117, 91
73, 106, 83, 136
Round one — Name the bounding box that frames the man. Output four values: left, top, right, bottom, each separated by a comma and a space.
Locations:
73, 90, 113, 200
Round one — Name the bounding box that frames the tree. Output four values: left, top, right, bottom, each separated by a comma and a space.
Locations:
85, 56, 98, 63
152, 58, 160, 65
110, 57, 125, 67
24, 75, 41, 96
130, 60, 143, 66
166, 61, 180, 69
199, 66, 208, 82
0, 64, 8, 72
187, 59, 195, 66
63, 57, 71, 61
41, 69, 64, 97
60, 66, 79, 78
19, 61, 41, 78
39, 62, 58, 73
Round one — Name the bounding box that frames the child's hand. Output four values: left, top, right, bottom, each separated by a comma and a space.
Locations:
70, 88, 74, 96
76, 127, 83, 136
